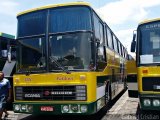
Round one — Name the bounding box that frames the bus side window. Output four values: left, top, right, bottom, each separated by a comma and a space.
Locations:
106, 27, 113, 49
94, 13, 106, 70
118, 41, 122, 56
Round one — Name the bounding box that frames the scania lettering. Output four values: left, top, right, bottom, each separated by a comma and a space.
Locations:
24, 94, 41, 98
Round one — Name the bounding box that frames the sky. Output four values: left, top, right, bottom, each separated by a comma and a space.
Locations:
1, 0, 160, 54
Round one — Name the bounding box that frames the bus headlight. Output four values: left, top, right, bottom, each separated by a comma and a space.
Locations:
143, 99, 151, 106
71, 105, 79, 112
14, 104, 20, 111
80, 105, 87, 113
21, 105, 26, 111
62, 105, 69, 113
27, 105, 33, 112
153, 99, 160, 107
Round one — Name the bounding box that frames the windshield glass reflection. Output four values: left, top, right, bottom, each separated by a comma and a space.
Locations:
17, 37, 46, 73
139, 22, 160, 64
49, 32, 92, 71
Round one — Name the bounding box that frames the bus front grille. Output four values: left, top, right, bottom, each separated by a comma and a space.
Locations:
15, 85, 86, 101
142, 77, 160, 91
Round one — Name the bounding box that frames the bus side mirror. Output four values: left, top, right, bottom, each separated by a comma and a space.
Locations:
131, 32, 136, 52
131, 40, 136, 52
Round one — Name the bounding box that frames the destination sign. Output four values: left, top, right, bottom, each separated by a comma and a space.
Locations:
145, 23, 160, 29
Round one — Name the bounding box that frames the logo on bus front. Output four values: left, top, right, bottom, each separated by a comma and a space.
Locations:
44, 91, 50, 96
56, 76, 73, 80
24, 78, 31, 82
24, 93, 41, 98
50, 91, 73, 95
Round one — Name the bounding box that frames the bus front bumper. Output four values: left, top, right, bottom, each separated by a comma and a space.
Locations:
13, 102, 98, 115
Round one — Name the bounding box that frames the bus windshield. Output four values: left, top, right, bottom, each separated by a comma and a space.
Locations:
139, 22, 160, 65
49, 32, 92, 71
17, 37, 46, 73
17, 6, 93, 73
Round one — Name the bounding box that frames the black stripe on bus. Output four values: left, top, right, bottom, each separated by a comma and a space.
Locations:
128, 90, 138, 98
127, 75, 137, 83
97, 76, 109, 87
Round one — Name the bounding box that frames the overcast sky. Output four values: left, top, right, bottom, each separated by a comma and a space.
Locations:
1, 0, 160, 54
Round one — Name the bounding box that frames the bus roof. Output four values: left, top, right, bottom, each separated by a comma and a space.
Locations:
139, 18, 160, 25
17, 2, 91, 16
0, 32, 15, 39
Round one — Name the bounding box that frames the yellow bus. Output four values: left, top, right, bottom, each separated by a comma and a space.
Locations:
13, 2, 127, 115
127, 54, 137, 97
131, 18, 160, 110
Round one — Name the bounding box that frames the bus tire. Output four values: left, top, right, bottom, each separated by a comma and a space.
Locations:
105, 83, 111, 105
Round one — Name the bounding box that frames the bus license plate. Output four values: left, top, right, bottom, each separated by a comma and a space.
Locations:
41, 106, 54, 111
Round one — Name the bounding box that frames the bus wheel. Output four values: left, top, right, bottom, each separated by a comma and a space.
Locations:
105, 83, 111, 106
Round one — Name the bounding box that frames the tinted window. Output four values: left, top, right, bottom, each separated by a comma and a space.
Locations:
0, 37, 9, 58
17, 10, 47, 37
139, 22, 160, 64
113, 35, 118, 53
104, 25, 108, 46
124, 50, 127, 59
118, 41, 122, 56
49, 7, 91, 33
49, 33, 92, 70
99, 22, 104, 44
93, 14, 100, 40
17, 37, 46, 72
106, 28, 113, 49
121, 46, 124, 57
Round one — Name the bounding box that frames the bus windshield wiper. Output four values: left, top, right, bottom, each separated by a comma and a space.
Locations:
18, 68, 45, 75
24, 68, 31, 76
50, 56, 71, 74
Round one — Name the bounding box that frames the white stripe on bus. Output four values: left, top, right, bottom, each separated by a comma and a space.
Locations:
128, 83, 138, 90
97, 85, 105, 100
